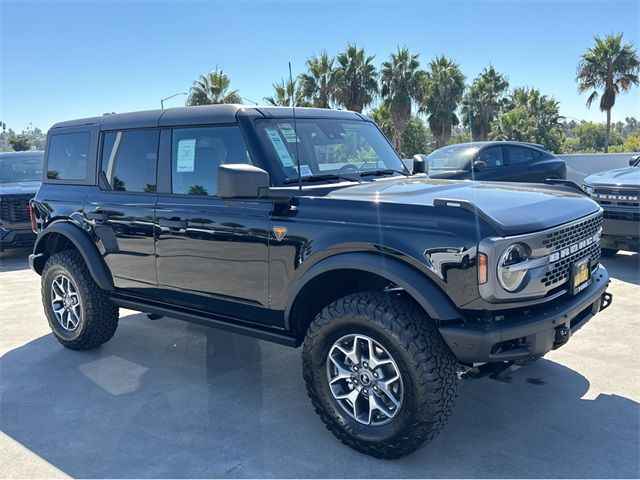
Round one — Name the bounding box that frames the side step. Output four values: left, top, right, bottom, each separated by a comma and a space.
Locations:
111, 296, 299, 347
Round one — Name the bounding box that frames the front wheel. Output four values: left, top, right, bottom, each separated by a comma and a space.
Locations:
302, 292, 458, 458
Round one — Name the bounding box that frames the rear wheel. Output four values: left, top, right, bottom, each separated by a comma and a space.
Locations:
42, 249, 119, 350
302, 292, 458, 458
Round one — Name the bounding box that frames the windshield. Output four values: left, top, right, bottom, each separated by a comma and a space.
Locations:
255, 119, 407, 181
427, 145, 478, 170
0, 152, 44, 183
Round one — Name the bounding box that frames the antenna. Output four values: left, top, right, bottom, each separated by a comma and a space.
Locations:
289, 62, 302, 190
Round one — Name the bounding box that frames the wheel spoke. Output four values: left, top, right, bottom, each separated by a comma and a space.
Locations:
329, 355, 353, 384
368, 391, 394, 424
377, 379, 402, 408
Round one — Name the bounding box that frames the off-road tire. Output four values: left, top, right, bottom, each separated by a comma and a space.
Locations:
302, 291, 458, 459
601, 248, 619, 257
42, 249, 119, 350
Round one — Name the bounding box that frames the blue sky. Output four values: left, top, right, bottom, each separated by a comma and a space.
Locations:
1, 0, 639, 132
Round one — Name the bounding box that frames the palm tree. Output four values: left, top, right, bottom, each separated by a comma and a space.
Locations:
186, 69, 242, 106
577, 34, 640, 152
331, 44, 378, 112
299, 52, 335, 108
461, 66, 509, 141
263, 77, 308, 107
380, 47, 425, 150
420, 56, 466, 148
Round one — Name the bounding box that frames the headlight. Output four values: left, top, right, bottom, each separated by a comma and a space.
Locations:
581, 183, 594, 195
498, 243, 531, 292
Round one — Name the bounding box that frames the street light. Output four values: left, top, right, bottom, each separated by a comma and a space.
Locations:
160, 92, 188, 109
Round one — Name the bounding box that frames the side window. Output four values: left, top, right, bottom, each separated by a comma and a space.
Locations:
476, 146, 504, 168
171, 126, 251, 196
505, 146, 536, 165
47, 132, 90, 180
101, 130, 159, 192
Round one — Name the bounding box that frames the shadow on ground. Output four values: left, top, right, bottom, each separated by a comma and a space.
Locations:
1, 314, 638, 478
0, 247, 31, 272
600, 252, 639, 286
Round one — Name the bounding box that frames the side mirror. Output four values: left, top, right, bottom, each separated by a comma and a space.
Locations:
473, 160, 486, 171
217, 164, 270, 199
412, 154, 429, 175
629, 155, 639, 167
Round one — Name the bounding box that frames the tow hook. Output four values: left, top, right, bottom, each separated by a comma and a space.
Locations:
600, 292, 613, 312
554, 326, 571, 347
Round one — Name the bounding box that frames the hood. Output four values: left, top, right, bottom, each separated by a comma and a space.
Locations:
583, 166, 640, 188
325, 177, 599, 236
0, 180, 41, 195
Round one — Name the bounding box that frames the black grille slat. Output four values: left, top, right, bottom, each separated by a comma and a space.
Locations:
541, 214, 603, 288
0, 195, 32, 223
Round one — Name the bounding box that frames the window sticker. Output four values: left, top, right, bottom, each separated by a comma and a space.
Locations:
299, 164, 313, 177
265, 128, 295, 167
176, 138, 196, 172
278, 123, 299, 143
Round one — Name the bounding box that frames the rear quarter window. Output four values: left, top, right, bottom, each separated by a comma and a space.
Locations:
47, 132, 90, 180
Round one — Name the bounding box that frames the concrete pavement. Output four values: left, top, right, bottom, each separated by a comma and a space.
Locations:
1, 247, 638, 478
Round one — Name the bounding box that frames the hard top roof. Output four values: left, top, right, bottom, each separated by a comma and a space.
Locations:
50, 105, 365, 130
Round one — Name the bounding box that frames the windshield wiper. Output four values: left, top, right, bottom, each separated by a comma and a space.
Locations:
283, 173, 364, 184
359, 168, 411, 177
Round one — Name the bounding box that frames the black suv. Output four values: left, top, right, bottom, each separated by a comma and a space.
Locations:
581, 154, 640, 255
425, 141, 566, 182
0, 151, 44, 252
29, 105, 611, 458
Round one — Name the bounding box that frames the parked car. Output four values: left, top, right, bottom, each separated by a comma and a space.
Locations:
425, 141, 566, 182
29, 106, 611, 458
0, 151, 44, 252
581, 153, 640, 255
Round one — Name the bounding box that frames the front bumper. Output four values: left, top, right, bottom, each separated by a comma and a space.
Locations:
0, 227, 36, 251
439, 264, 611, 364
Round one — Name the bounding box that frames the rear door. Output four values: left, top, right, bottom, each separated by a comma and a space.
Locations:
503, 145, 544, 182
152, 125, 271, 325
84, 129, 160, 293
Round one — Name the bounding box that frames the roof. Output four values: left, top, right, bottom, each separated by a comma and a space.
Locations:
437, 140, 548, 151
50, 104, 364, 130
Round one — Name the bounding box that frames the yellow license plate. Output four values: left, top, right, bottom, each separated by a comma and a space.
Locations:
572, 258, 591, 294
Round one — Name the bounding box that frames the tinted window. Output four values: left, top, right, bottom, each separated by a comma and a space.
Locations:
477, 146, 504, 167
505, 146, 538, 165
101, 130, 159, 192
171, 126, 251, 196
0, 152, 43, 183
47, 132, 90, 180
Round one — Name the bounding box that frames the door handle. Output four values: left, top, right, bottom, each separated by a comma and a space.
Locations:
159, 218, 187, 229
85, 210, 107, 222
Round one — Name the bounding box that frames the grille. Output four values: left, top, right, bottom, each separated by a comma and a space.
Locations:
541, 214, 602, 288
0, 195, 32, 223
604, 210, 640, 222
591, 187, 640, 207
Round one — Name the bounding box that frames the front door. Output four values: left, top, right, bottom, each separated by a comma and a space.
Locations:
84, 128, 160, 294
153, 125, 271, 325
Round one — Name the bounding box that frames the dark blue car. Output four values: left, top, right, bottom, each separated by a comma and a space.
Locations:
425, 141, 566, 182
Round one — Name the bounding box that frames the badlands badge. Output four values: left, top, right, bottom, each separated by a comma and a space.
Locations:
273, 226, 288, 241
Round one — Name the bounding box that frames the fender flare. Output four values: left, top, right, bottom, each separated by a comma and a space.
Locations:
32, 222, 114, 291
284, 252, 461, 329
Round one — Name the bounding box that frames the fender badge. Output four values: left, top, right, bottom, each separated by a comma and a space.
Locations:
273, 226, 288, 241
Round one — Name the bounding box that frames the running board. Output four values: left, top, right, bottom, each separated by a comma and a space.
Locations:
111, 296, 299, 347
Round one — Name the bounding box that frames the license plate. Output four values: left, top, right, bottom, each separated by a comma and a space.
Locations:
571, 258, 591, 295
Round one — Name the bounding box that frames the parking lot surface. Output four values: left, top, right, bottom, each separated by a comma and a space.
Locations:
1, 247, 639, 478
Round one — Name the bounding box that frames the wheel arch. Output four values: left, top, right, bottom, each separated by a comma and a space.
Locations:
285, 252, 461, 341
32, 222, 114, 291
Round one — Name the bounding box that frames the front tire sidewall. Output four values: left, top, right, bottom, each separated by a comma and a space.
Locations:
307, 315, 422, 444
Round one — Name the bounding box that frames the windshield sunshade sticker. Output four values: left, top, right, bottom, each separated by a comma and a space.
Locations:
176, 138, 196, 173
265, 128, 295, 167
278, 123, 300, 143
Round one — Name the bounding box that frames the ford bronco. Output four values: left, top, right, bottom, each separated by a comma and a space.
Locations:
29, 105, 612, 458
